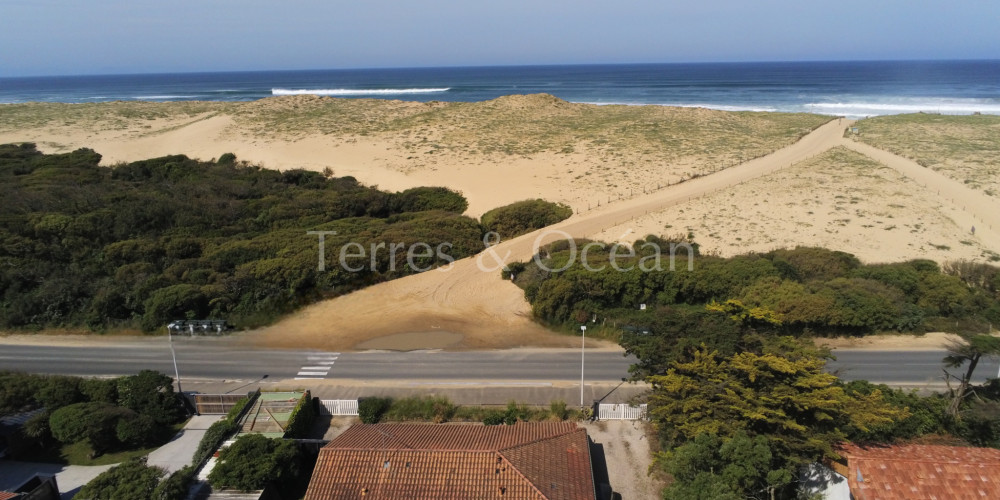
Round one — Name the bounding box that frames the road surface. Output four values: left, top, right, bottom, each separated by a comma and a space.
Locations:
1, 337, 996, 389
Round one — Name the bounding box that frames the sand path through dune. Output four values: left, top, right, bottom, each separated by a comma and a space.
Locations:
256, 119, 851, 350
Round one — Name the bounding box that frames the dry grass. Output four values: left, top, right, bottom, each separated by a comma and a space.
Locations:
593, 146, 996, 263
851, 113, 1000, 199
0, 101, 225, 133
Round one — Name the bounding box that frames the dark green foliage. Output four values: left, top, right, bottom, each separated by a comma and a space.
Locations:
480, 198, 573, 239
217, 152, 237, 165
78, 457, 165, 500
35, 375, 84, 409
358, 397, 392, 424
192, 419, 239, 467
840, 380, 950, 442
0, 144, 480, 331
79, 378, 119, 404
0, 371, 44, 416
284, 392, 316, 438
207, 434, 300, 492
116, 414, 161, 448
383, 396, 456, 423
660, 433, 791, 500
482, 411, 505, 426
116, 370, 182, 425
517, 242, 1000, 352
152, 466, 196, 500
49, 402, 135, 454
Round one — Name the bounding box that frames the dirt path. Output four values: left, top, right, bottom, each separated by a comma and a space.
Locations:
255, 119, 846, 351
840, 138, 1000, 252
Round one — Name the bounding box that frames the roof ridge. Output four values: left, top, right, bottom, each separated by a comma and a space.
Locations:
497, 451, 550, 500
853, 456, 1000, 465
497, 423, 579, 453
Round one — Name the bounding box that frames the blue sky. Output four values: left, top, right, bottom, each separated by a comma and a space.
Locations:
2, 0, 998, 77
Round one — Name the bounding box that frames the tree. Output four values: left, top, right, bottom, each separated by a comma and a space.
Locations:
49, 402, 135, 455
207, 434, 300, 491
660, 432, 790, 500
77, 457, 165, 500
943, 333, 1000, 418
647, 338, 905, 466
116, 370, 182, 425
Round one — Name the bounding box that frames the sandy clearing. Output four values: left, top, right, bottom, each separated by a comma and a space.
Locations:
254, 118, 843, 350
582, 420, 661, 500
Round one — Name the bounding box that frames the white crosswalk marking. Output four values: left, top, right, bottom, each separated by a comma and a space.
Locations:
295, 353, 340, 380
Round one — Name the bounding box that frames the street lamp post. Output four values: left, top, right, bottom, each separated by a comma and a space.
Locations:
166, 324, 183, 395
580, 325, 586, 406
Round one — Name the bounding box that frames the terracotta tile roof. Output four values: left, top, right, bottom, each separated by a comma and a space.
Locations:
840, 443, 1000, 500
0, 492, 19, 500
304, 422, 595, 500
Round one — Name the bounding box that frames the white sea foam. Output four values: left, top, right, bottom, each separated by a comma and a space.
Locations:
574, 101, 779, 113
271, 87, 450, 96
805, 99, 1000, 117
132, 95, 199, 99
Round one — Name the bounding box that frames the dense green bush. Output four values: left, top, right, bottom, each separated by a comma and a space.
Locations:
517, 243, 1000, 362
152, 466, 195, 500
284, 392, 316, 438
192, 418, 239, 468
207, 434, 300, 492
78, 457, 165, 500
480, 198, 573, 239
0, 143, 481, 331
358, 397, 392, 424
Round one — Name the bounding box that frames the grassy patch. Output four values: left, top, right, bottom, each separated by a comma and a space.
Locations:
853, 113, 1000, 198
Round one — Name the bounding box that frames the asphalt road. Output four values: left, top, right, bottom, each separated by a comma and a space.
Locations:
1, 337, 997, 387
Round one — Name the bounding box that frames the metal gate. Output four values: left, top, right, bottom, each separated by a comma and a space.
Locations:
598, 403, 647, 420
320, 399, 359, 416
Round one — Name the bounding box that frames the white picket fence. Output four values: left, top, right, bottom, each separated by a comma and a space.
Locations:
320, 399, 359, 416
598, 403, 647, 420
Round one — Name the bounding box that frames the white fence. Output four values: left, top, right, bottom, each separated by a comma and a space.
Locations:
598, 403, 647, 420
320, 399, 359, 416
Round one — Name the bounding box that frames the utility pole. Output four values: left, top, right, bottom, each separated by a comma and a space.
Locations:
167, 324, 183, 395
580, 325, 586, 406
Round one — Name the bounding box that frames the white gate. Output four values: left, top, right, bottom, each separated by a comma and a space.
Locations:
320, 399, 359, 416
598, 403, 647, 420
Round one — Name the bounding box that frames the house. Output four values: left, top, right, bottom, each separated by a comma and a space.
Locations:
0, 474, 60, 500
304, 422, 597, 499
829, 443, 1000, 500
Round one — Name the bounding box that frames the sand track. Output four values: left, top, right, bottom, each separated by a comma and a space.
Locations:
256, 118, 850, 350
258, 117, 1000, 351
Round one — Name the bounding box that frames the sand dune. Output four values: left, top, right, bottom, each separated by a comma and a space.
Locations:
3, 98, 997, 350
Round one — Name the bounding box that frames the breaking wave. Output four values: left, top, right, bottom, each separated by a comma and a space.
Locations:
271, 87, 451, 96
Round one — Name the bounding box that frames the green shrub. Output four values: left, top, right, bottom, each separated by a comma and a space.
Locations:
152, 465, 195, 500
191, 419, 238, 467
116, 414, 160, 448
549, 400, 568, 420
480, 199, 573, 239
358, 397, 392, 424
78, 457, 165, 500
207, 434, 300, 492
217, 153, 237, 165
483, 411, 505, 426
284, 392, 316, 438
383, 396, 455, 422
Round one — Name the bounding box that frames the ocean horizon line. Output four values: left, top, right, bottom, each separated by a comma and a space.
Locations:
3, 58, 1000, 81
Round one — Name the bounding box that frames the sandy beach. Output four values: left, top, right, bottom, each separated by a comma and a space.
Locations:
2, 96, 998, 350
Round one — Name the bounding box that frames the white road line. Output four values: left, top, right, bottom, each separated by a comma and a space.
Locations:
300, 366, 331, 371
317, 361, 336, 365
307, 354, 340, 360
294, 377, 324, 380
297, 371, 327, 376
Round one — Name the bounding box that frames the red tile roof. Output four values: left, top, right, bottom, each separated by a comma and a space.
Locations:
840, 443, 1000, 500
304, 422, 595, 500
0, 492, 19, 500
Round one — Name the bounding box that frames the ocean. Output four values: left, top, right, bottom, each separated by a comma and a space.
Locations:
1, 60, 999, 118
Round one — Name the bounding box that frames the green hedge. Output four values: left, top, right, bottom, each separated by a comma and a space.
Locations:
284, 391, 316, 438
480, 199, 573, 239
190, 393, 256, 468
